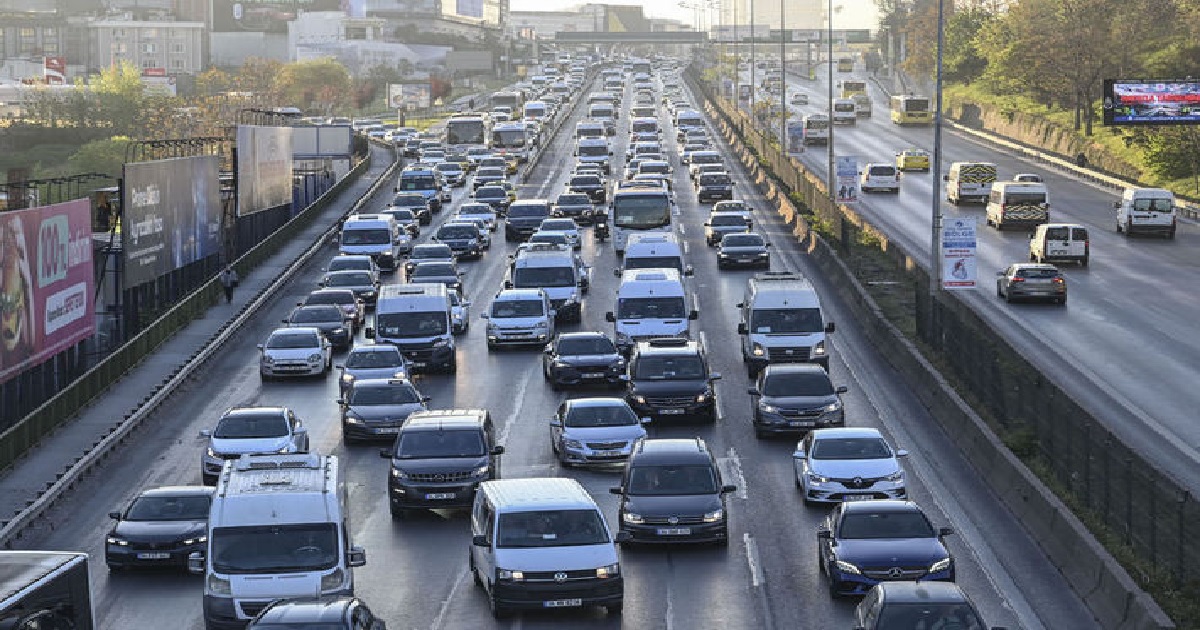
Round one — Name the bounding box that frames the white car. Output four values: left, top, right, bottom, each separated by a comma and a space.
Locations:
258, 327, 332, 380
859, 163, 901, 193
199, 406, 310, 484
792, 427, 908, 505
449, 290, 471, 334
537, 218, 581, 249
457, 203, 497, 231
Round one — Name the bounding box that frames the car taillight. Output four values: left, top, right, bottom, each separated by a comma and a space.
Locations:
1052, 277, 1064, 284
1011, 277, 1025, 283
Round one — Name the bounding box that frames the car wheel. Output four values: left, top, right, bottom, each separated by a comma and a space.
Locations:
1058, 296, 1068, 306
1080, 255, 1089, 267
1004, 290, 1014, 303
471, 556, 483, 586
106, 563, 125, 572
390, 505, 409, 519
1167, 227, 1176, 239
754, 426, 767, 439
259, 371, 272, 382
996, 283, 1004, 298
606, 603, 624, 616
490, 592, 511, 620
550, 378, 562, 392
1125, 220, 1133, 236
1115, 221, 1123, 233
827, 567, 844, 599
446, 358, 458, 374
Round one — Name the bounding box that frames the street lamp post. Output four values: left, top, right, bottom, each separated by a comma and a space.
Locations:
930, 0, 946, 296
827, 0, 835, 204
749, 0, 755, 114
779, 0, 786, 147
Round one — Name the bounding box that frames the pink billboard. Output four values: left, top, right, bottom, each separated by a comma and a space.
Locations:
0, 199, 95, 384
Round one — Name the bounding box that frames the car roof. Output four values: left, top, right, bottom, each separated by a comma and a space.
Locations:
631, 438, 711, 463
557, 331, 610, 342
840, 499, 922, 514
412, 243, 453, 252
255, 596, 357, 623
635, 339, 702, 357
348, 344, 401, 354
762, 363, 828, 377
811, 427, 884, 441
138, 485, 216, 498
1012, 263, 1060, 271
874, 581, 971, 604
270, 326, 321, 337
495, 288, 545, 300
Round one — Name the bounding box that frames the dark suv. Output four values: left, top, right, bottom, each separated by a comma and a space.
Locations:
854, 582, 1007, 630
747, 364, 846, 438
610, 438, 736, 545
568, 174, 607, 203
505, 200, 552, 241
696, 172, 734, 203
624, 339, 721, 422
378, 409, 503, 517
388, 192, 432, 226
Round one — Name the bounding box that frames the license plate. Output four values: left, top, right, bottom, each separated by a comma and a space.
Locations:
738, 258, 755, 263
1050, 250, 1069, 255
137, 552, 171, 560
656, 527, 692, 536
789, 421, 815, 427
842, 494, 875, 502
544, 599, 583, 608
659, 409, 685, 415
425, 492, 456, 500
375, 427, 401, 434
583, 372, 606, 379
596, 450, 624, 457
411, 362, 427, 368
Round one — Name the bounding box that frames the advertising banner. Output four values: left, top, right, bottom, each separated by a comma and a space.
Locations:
123, 156, 223, 286
43, 56, 66, 84
0, 199, 95, 384
941, 217, 978, 290
211, 0, 343, 33
1103, 79, 1200, 126
388, 83, 431, 110
835, 156, 859, 203
236, 125, 294, 216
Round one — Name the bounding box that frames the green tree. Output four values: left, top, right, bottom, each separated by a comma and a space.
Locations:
944, 7, 994, 84
90, 61, 147, 135
275, 58, 352, 115
65, 136, 132, 178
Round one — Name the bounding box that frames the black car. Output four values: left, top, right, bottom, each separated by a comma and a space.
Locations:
248, 597, 385, 630
505, 200, 552, 241
403, 243, 455, 277
610, 438, 736, 545
717, 232, 771, 269
474, 185, 511, 212
283, 304, 352, 349
407, 261, 463, 293
624, 339, 720, 422
105, 486, 213, 571
319, 270, 380, 306
433, 223, 484, 260
386, 193, 431, 226
553, 193, 598, 225
697, 172, 734, 203
542, 332, 626, 390
854, 582, 1006, 630
819, 501, 955, 597
569, 174, 607, 203
748, 364, 846, 438
379, 409, 502, 516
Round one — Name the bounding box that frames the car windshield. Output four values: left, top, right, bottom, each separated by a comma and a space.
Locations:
641, 163, 669, 174
478, 167, 505, 177
701, 174, 732, 185
692, 154, 721, 165
438, 226, 477, 239
325, 272, 372, 287
513, 267, 575, 288
529, 234, 569, 246
1006, 192, 1046, 205
393, 430, 485, 458
214, 412, 289, 439
509, 205, 549, 218
305, 292, 352, 306
624, 256, 684, 273
341, 228, 390, 245
558, 337, 617, 355
385, 209, 416, 221
460, 205, 493, 216
565, 404, 637, 427
869, 166, 895, 176
411, 246, 452, 260
557, 194, 591, 206
345, 350, 402, 368
749, 308, 824, 334
491, 299, 544, 318
1016, 268, 1060, 279
1133, 198, 1174, 212
723, 234, 763, 247
578, 144, 608, 156
627, 464, 718, 495
571, 176, 601, 186
290, 307, 343, 324
812, 437, 891, 460
876, 603, 985, 630
476, 188, 505, 199
412, 263, 456, 277
541, 220, 576, 231
838, 511, 935, 539
761, 371, 834, 396
125, 494, 211, 521
349, 383, 421, 405
398, 176, 436, 190
710, 214, 748, 226
634, 354, 705, 380
617, 297, 686, 320
211, 523, 338, 574
496, 510, 610, 548
327, 258, 370, 273
374, 312, 447, 338
266, 332, 320, 349
436, 163, 461, 173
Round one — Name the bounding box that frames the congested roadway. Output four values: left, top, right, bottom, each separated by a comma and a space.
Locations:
21, 61, 1096, 629
771, 61, 1200, 490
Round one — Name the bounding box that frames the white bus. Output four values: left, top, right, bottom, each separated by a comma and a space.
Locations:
444, 114, 490, 151
610, 183, 674, 255
491, 122, 532, 163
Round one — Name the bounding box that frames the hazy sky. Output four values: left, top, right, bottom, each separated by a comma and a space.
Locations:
509, 0, 879, 30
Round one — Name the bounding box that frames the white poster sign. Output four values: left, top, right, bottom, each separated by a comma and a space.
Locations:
941, 217, 977, 290
836, 156, 858, 203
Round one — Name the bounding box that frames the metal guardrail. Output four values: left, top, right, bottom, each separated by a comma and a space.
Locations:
0, 148, 398, 546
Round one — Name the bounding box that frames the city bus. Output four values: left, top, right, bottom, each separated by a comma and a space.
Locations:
491, 122, 532, 163
837, 79, 867, 99
444, 114, 490, 151
610, 183, 674, 255
890, 95, 933, 125
836, 57, 854, 72
490, 90, 525, 112
631, 59, 653, 76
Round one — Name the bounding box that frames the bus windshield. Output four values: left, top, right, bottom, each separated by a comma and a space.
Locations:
399, 175, 437, 191
493, 129, 526, 148
446, 120, 485, 145
903, 98, 929, 112
613, 194, 671, 229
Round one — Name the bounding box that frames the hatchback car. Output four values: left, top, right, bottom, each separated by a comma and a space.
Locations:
319, 269, 380, 305
748, 364, 847, 438
818, 500, 955, 597
793, 427, 907, 504
199, 406, 311, 484
704, 209, 752, 246
611, 438, 736, 545
995, 263, 1067, 305
282, 304, 352, 349
473, 166, 507, 189
543, 332, 626, 389
247, 596, 385, 630
326, 254, 380, 278
407, 261, 463, 293
337, 344, 409, 395
551, 398, 648, 466
568, 176, 607, 206
258, 327, 331, 380
301, 288, 364, 332
553, 193, 597, 225
106, 486, 213, 571
404, 243, 455, 277
861, 163, 901, 193
854, 582, 1007, 630
339, 377, 430, 443
717, 233, 770, 269
473, 185, 511, 211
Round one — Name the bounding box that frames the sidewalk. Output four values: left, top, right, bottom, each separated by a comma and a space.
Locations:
0, 145, 395, 530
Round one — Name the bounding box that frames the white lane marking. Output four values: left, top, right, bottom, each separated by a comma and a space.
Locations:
744, 533, 766, 587
430, 567, 469, 630
665, 563, 676, 630
682, 240, 690, 254
678, 221, 686, 235
726, 447, 749, 500
497, 369, 532, 448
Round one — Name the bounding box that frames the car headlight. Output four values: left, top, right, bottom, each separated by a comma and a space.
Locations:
182, 535, 207, 546
823, 401, 843, 413
497, 568, 525, 581
563, 438, 584, 450
321, 568, 346, 592
929, 557, 952, 573
391, 468, 409, 480
552, 360, 571, 368
362, 290, 376, 297
473, 465, 491, 478
759, 403, 779, 414
207, 574, 232, 595
308, 354, 323, 364
807, 471, 829, 484
622, 512, 644, 524
596, 563, 620, 578
886, 470, 905, 483
205, 447, 218, 458
812, 340, 827, 357
106, 536, 129, 546
341, 373, 355, 385
345, 412, 363, 424
632, 395, 646, 405
702, 509, 724, 523
615, 331, 631, 344
696, 391, 710, 403
261, 355, 275, 365
535, 321, 548, 329
332, 327, 346, 335
834, 560, 861, 575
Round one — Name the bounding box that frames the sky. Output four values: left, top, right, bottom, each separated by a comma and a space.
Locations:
509, 0, 879, 31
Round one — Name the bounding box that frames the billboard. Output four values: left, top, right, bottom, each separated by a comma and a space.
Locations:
43, 57, 66, 84
835, 156, 859, 203
236, 125, 294, 216
388, 83, 431, 110
0, 199, 95, 384
291, 125, 352, 156
439, 0, 499, 23
211, 0, 343, 33
941, 217, 978, 290
123, 156, 223, 286
1103, 79, 1200, 126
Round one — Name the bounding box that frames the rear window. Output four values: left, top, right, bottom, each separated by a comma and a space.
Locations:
869, 166, 895, 176
1044, 227, 1069, 240
700, 174, 732, 185
1016, 268, 1060, 279
1072, 227, 1088, 240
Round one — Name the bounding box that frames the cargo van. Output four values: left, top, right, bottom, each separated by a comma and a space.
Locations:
1115, 187, 1177, 238
802, 114, 830, 145
576, 120, 606, 139
736, 272, 835, 377
469, 477, 626, 619
191, 454, 365, 630
832, 98, 858, 125
339, 214, 403, 271
1030, 223, 1089, 266
618, 233, 693, 276
606, 268, 697, 355
985, 181, 1050, 230
523, 100, 549, 122
506, 248, 585, 322
366, 283, 456, 373
945, 162, 997, 205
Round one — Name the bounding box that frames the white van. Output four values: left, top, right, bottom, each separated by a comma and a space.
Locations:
192, 454, 365, 629
802, 114, 830, 145
985, 181, 1050, 230
523, 100, 549, 122
1115, 187, 1177, 238
619, 233, 694, 277
736, 271, 835, 377
606, 268, 698, 355
469, 477, 625, 619
832, 98, 858, 125
340, 214, 404, 271
1030, 223, 1089, 266
945, 162, 997, 205
506, 248, 585, 322
366, 283, 456, 373
481, 288, 556, 349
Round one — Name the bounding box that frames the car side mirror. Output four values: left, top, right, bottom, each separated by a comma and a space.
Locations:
689, 310, 699, 320
895, 449, 909, 457
605, 311, 616, 322
709, 372, 722, 381
282, 319, 289, 324
609, 486, 624, 495
615, 531, 632, 543
256, 344, 265, 351
747, 388, 760, 396
491, 446, 505, 455
942, 174, 950, 181
684, 265, 695, 276
503, 281, 513, 289
108, 511, 121, 520
348, 546, 367, 567
421, 395, 432, 403
549, 418, 563, 427
817, 529, 832, 539
939, 527, 954, 536
825, 322, 836, 333
613, 268, 623, 277
792, 449, 806, 460
198, 429, 212, 438
835, 386, 848, 394
737, 323, 748, 335
364, 327, 375, 338
479, 313, 489, 319
721, 484, 737, 493
1113, 201, 1121, 209
472, 535, 490, 547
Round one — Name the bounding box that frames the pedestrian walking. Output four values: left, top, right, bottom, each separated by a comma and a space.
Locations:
219, 266, 239, 304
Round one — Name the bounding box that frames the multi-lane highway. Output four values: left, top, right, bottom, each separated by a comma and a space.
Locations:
20, 64, 1097, 628
769, 62, 1200, 490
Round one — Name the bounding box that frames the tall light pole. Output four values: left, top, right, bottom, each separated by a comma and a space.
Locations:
749, 0, 755, 114
826, 0, 835, 204
779, 0, 786, 146
930, 0, 946, 296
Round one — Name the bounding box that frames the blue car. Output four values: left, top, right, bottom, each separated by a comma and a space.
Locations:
817, 500, 954, 597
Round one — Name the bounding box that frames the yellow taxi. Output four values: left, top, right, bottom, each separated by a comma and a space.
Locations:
499, 180, 518, 203
895, 149, 931, 172
503, 155, 519, 175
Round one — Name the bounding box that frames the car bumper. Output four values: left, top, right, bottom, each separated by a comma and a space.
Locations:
698, 190, 733, 202
492, 578, 623, 610
547, 365, 624, 387
628, 399, 715, 421
802, 482, 907, 504
260, 363, 324, 377
621, 520, 728, 544
389, 480, 480, 509
106, 543, 204, 569
343, 421, 405, 441
755, 410, 844, 434
395, 345, 455, 371
718, 253, 769, 267
828, 568, 954, 597
488, 331, 551, 346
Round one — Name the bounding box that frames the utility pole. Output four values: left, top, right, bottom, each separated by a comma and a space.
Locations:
779, 0, 786, 146
749, 0, 755, 114
826, 0, 835, 204
930, 0, 946, 296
